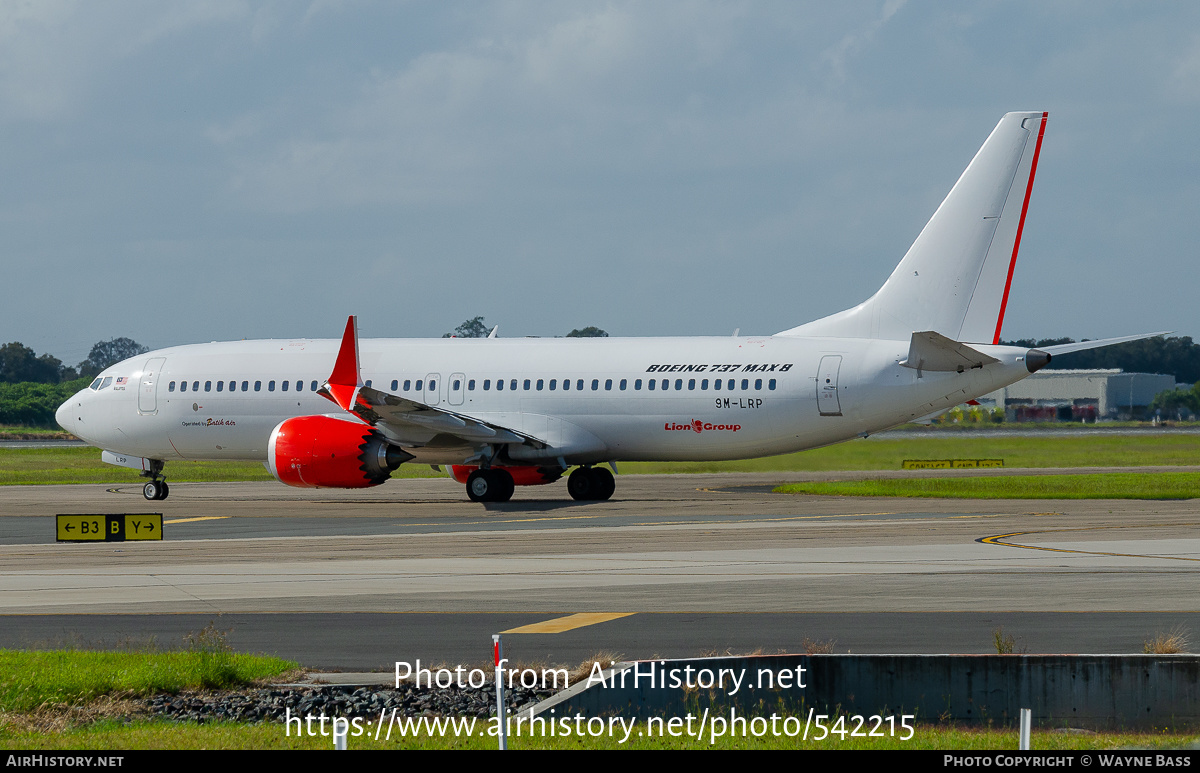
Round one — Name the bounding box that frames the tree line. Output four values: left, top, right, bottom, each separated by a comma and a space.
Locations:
1000, 335, 1199, 383
443, 316, 608, 339
0, 338, 149, 385
1150, 382, 1200, 416
0, 338, 151, 427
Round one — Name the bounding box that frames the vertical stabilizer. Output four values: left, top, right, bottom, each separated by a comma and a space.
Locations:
779, 111, 1047, 343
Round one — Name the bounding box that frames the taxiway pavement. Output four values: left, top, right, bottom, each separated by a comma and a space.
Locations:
1, 473, 1196, 667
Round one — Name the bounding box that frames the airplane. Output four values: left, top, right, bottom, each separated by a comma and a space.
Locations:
55, 111, 1165, 503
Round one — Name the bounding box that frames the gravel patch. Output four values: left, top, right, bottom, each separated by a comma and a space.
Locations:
141, 683, 556, 724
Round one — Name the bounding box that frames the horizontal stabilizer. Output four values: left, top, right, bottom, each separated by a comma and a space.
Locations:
900, 331, 1000, 373
1037, 332, 1171, 356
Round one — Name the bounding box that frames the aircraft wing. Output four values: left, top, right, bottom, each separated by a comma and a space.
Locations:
342, 384, 545, 447
316, 316, 547, 449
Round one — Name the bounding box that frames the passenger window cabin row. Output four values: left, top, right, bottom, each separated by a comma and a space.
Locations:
168, 379, 321, 393
428, 377, 779, 392
165, 376, 779, 395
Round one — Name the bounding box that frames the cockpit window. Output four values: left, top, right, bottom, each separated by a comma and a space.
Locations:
89, 378, 102, 391
99, 377, 113, 390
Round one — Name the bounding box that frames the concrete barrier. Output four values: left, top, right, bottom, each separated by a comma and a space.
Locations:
533, 654, 1200, 730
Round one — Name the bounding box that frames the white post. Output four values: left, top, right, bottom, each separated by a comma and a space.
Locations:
1019, 708, 1031, 750
334, 718, 347, 750
494, 634, 507, 750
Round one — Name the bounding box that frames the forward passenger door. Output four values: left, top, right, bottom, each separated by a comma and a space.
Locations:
138, 357, 167, 414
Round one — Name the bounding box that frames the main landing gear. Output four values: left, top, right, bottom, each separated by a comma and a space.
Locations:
460, 463, 615, 503
567, 466, 615, 501
466, 468, 515, 503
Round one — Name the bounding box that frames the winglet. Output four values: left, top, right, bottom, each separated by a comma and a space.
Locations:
320, 316, 363, 413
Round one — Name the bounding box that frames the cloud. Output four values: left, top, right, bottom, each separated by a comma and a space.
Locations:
217, 3, 856, 213
1169, 34, 1200, 103
0, 1, 249, 124
0, 0, 85, 121
821, 0, 907, 83
5, 1, 1200, 352
218, 6, 670, 210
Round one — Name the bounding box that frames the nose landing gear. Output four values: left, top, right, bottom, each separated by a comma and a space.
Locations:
143, 479, 169, 501
140, 460, 169, 501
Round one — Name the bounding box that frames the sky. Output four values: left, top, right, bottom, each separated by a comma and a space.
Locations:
2, 1, 1197, 365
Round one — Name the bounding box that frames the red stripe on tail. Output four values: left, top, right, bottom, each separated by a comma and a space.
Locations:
992, 112, 1047, 345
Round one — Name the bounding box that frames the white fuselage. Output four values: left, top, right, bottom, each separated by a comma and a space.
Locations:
57, 334, 1036, 467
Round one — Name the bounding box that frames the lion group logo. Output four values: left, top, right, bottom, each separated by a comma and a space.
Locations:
663, 420, 742, 433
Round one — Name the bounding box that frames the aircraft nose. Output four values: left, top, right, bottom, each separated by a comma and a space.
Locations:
55, 396, 76, 434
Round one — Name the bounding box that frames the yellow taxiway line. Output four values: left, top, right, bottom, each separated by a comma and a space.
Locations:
502, 612, 635, 634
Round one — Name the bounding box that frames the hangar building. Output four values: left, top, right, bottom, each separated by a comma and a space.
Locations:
979, 369, 1177, 421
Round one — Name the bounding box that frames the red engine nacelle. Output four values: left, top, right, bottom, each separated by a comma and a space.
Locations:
449, 464, 564, 486
268, 415, 412, 489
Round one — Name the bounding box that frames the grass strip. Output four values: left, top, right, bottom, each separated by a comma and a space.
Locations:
3, 434, 1200, 485
624, 434, 1200, 474
1, 717, 1197, 750
0, 650, 298, 712
0, 426, 76, 439
0, 447, 445, 485
1, 648, 1197, 749
773, 472, 1200, 500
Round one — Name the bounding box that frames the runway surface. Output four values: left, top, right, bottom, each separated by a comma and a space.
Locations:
1, 473, 1197, 668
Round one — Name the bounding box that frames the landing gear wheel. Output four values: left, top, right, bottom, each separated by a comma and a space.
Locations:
466, 469, 514, 503
567, 468, 594, 500
466, 470, 492, 502
492, 469, 515, 502
568, 467, 615, 501
590, 467, 615, 501
143, 481, 168, 501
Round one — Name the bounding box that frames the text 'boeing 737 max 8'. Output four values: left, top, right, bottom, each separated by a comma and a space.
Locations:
55, 111, 1165, 503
